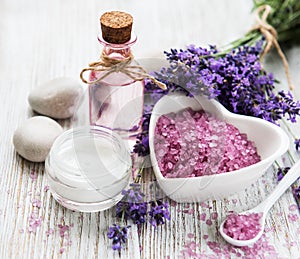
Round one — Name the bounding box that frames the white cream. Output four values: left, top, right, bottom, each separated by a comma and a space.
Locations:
46, 126, 131, 211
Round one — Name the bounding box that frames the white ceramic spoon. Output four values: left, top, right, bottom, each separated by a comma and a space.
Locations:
219, 159, 300, 247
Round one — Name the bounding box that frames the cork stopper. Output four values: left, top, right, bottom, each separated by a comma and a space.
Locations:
100, 11, 133, 44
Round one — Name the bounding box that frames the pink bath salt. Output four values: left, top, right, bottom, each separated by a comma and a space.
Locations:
183, 209, 195, 215
200, 201, 209, 208
58, 224, 70, 237
206, 219, 213, 226
28, 212, 42, 233
211, 212, 218, 220
170, 200, 177, 207
199, 212, 206, 221
30, 171, 38, 182
187, 233, 194, 238
232, 199, 238, 205
223, 212, 262, 240
288, 213, 299, 222
31, 198, 42, 208
289, 204, 298, 212
154, 108, 261, 178
46, 228, 55, 236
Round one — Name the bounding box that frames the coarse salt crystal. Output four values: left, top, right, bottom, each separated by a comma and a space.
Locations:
154, 108, 260, 178
223, 212, 262, 240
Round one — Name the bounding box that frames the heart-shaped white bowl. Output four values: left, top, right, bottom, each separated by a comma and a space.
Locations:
149, 94, 289, 203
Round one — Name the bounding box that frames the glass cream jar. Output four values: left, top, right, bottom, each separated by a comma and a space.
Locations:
45, 126, 131, 212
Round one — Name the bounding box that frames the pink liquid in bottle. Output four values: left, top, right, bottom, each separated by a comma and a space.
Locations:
89, 34, 144, 142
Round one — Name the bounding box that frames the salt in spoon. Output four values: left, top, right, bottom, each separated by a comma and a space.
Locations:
219, 159, 300, 247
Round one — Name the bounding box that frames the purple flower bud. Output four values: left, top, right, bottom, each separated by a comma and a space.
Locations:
295, 139, 300, 151
148, 200, 170, 227
116, 184, 147, 225
107, 224, 131, 251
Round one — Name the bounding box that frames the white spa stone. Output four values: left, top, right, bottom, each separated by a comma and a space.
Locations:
28, 77, 83, 119
13, 116, 63, 162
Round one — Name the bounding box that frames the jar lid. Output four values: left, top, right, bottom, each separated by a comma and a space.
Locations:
100, 11, 133, 44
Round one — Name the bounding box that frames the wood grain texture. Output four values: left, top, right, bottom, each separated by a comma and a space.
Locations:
0, 0, 300, 258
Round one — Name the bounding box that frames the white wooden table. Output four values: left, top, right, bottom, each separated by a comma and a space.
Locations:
1, 0, 300, 258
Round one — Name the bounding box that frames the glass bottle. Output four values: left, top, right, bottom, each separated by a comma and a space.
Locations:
88, 11, 144, 145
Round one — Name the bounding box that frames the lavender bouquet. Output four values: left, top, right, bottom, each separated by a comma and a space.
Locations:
109, 0, 300, 250
134, 0, 300, 218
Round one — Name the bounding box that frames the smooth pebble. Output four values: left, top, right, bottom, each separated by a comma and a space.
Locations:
28, 77, 83, 119
13, 116, 63, 162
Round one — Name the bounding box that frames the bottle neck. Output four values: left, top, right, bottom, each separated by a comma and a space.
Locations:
102, 46, 132, 59
98, 33, 137, 60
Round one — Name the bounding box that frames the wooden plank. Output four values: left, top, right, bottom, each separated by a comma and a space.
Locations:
0, 0, 300, 258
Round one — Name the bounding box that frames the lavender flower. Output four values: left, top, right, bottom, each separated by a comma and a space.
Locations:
107, 224, 130, 251
292, 186, 300, 210
134, 39, 300, 157
294, 139, 300, 151
148, 200, 170, 227
277, 166, 300, 210
133, 135, 149, 157
277, 167, 290, 181
116, 183, 147, 225
164, 41, 300, 125
116, 201, 147, 225
120, 183, 144, 203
